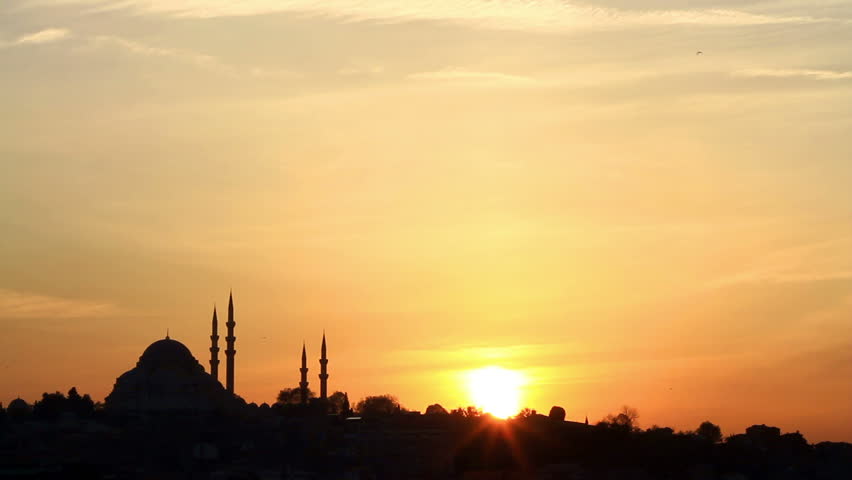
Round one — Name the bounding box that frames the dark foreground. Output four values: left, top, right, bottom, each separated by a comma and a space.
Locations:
1, 403, 851, 479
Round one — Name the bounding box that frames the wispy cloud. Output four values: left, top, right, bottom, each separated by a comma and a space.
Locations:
709, 238, 852, 287
735, 68, 852, 80
338, 63, 385, 76
0, 288, 118, 320
85, 35, 297, 79
408, 68, 537, 86
0, 28, 71, 48
90, 34, 219, 67
25, 1, 835, 31
720, 270, 852, 285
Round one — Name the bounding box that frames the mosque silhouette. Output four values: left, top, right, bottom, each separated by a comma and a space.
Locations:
104, 292, 327, 414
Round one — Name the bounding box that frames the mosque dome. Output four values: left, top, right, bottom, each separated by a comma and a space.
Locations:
7, 397, 31, 417
105, 336, 238, 414
138, 338, 204, 374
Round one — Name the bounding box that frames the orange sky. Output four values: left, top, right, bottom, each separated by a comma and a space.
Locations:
2, 0, 852, 442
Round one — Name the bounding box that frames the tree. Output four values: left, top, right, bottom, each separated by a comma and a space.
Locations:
355, 394, 403, 417
328, 391, 350, 414
451, 406, 483, 418
696, 421, 722, 443
66, 387, 95, 417
425, 404, 449, 416
515, 408, 535, 420
601, 405, 639, 430
548, 406, 566, 422
276, 386, 315, 405
646, 425, 674, 436
33, 391, 67, 420
780, 431, 810, 456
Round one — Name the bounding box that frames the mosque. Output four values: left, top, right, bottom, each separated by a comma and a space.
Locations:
105, 292, 328, 414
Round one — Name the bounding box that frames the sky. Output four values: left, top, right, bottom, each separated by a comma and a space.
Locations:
2, 0, 852, 441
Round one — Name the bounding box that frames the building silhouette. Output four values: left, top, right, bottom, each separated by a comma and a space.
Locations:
319, 332, 329, 400
225, 291, 236, 394
103, 291, 332, 415
300, 342, 309, 405
104, 334, 236, 414
209, 306, 220, 382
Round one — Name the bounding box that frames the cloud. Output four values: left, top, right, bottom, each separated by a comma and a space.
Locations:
85, 35, 297, 79
0, 288, 118, 320
16, 28, 70, 44
338, 63, 385, 76
0, 28, 71, 48
408, 68, 538, 86
734, 68, 852, 80
24, 1, 836, 31
714, 269, 852, 286
89, 35, 223, 69
709, 238, 852, 287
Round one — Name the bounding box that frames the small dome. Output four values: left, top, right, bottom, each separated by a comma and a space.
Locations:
7, 397, 31, 416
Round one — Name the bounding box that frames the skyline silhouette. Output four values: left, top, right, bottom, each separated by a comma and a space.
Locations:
2, 292, 846, 447
4, 0, 852, 459
3, 366, 850, 479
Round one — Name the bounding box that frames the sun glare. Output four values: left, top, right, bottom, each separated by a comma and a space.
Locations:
467, 366, 526, 418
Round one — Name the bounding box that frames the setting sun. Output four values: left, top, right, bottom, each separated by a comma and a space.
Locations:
467, 366, 526, 419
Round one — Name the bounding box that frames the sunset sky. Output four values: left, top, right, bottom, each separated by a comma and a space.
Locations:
2, 0, 852, 441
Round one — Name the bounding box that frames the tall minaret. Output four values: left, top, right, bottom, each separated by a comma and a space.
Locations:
225, 291, 236, 394
318, 332, 329, 400
209, 306, 220, 382
299, 342, 309, 405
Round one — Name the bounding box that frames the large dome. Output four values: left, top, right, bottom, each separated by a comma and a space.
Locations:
105, 336, 238, 414
139, 338, 202, 373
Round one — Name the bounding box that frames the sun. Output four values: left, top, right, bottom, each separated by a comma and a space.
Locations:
466, 366, 526, 419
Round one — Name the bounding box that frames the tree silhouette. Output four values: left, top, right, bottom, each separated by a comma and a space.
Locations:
515, 408, 535, 419
548, 405, 566, 422
355, 394, 403, 417
66, 387, 95, 417
327, 391, 350, 414
276, 386, 315, 405
33, 391, 67, 420
696, 421, 722, 443
601, 405, 640, 430
425, 403, 449, 416
451, 406, 483, 418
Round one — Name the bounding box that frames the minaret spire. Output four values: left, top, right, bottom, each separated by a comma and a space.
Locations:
319, 331, 329, 400
299, 342, 309, 405
210, 305, 220, 382
225, 290, 236, 394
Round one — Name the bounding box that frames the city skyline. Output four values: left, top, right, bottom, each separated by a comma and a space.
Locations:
0, 289, 844, 441
3, 0, 852, 444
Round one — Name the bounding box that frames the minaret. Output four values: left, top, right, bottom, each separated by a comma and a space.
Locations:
210, 306, 220, 382
299, 342, 309, 405
318, 332, 329, 400
225, 291, 236, 394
